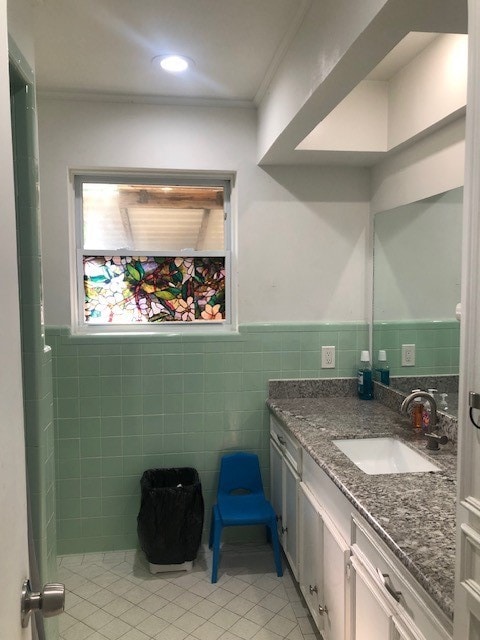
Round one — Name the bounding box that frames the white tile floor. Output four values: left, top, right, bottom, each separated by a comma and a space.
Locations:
58, 544, 321, 640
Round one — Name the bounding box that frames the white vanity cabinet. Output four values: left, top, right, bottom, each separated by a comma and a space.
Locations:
268, 414, 453, 640
350, 517, 452, 640
269, 416, 301, 579
299, 481, 350, 640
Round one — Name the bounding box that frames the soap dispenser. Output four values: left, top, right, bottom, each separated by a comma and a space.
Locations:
358, 351, 373, 400
410, 389, 423, 430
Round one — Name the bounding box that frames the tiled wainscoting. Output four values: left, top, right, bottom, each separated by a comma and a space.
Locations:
373, 321, 459, 377
48, 319, 458, 555
47, 323, 368, 554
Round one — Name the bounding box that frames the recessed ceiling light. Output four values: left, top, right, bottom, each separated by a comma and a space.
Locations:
153, 54, 193, 74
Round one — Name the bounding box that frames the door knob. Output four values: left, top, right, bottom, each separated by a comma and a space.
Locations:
21, 579, 65, 628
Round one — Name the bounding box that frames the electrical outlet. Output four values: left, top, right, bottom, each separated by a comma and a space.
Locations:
401, 344, 416, 366
321, 346, 335, 369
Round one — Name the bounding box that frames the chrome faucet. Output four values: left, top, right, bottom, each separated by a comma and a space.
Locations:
400, 391, 448, 451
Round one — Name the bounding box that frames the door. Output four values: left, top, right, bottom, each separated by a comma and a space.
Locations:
322, 510, 350, 640
284, 457, 299, 578
0, 3, 31, 638
351, 555, 394, 640
455, 2, 480, 638
393, 617, 426, 640
299, 483, 324, 632
270, 438, 283, 538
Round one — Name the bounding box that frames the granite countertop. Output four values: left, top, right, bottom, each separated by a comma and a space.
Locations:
267, 395, 457, 620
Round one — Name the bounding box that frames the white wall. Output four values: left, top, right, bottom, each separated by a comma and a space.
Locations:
37, 97, 371, 326
257, 0, 391, 162
388, 34, 467, 149
374, 187, 462, 321
297, 81, 388, 152
7, 0, 34, 66
370, 117, 465, 214
257, 0, 466, 165
297, 34, 467, 157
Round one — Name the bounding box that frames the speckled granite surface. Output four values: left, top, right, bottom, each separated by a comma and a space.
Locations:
374, 381, 458, 443
267, 394, 457, 621
390, 374, 458, 395
269, 377, 357, 399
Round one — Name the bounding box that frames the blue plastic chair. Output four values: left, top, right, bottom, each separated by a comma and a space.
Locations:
208, 452, 283, 583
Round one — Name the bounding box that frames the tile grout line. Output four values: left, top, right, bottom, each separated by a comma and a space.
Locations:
58, 545, 320, 640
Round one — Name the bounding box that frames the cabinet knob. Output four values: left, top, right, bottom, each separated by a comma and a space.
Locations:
318, 604, 329, 616
281, 526, 288, 534
309, 584, 318, 595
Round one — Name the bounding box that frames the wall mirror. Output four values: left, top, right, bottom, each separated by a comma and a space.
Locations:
372, 187, 463, 417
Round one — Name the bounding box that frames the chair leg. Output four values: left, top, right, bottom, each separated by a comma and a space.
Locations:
208, 507, 215, 549
269, 518, 283, 578
211, 506, 223, 583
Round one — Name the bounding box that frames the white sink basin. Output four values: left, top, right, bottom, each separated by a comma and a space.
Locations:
333, 437, 441, 475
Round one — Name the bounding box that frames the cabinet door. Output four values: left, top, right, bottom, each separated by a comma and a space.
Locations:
321, 509, 350, 640
270, 438, 283, 540
283, 457, 299, 579
351, 555, 395, 640
392, 616, 427, 640
299, 483, 324, 632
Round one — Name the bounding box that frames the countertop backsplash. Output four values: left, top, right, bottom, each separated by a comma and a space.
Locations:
268, 377, 458, 445
268, 377, 357, 399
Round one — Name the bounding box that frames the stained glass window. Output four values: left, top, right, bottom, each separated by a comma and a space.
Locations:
83, 255, 225, 324
75, 176, 230, 327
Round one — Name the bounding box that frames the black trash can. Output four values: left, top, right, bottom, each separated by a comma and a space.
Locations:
137, 467, 204, 572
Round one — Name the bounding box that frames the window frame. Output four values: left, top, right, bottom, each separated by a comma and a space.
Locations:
72, 172, 234, 333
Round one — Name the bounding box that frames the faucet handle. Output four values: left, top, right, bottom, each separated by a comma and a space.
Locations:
425, 433, 448, 451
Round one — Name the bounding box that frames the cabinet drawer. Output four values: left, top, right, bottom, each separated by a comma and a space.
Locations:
270, 416, 302, 473
351, 516, 452, 640
302, 450, 351, 544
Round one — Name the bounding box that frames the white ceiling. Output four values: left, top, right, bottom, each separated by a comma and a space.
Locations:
32, 0, 309, 104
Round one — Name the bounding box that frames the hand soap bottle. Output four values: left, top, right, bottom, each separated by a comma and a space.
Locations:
358, 351, 373, 400
423, 389, 437, 432
411, 389, 423, 430
376, 350, 390, 385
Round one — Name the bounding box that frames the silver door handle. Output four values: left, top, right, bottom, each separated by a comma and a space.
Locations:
376, 569, 401, 602
21, 579, 65, 628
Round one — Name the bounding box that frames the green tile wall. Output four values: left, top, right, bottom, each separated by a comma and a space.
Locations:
25, 347, 57, 581
372, 321, 460, 376
10, 37, 58, 639
47, 322, 368, 554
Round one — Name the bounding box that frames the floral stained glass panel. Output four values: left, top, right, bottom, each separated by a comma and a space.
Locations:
83, 256, 225, 323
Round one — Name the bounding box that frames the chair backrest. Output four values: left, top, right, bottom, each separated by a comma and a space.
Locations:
217, 452, 265, 498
